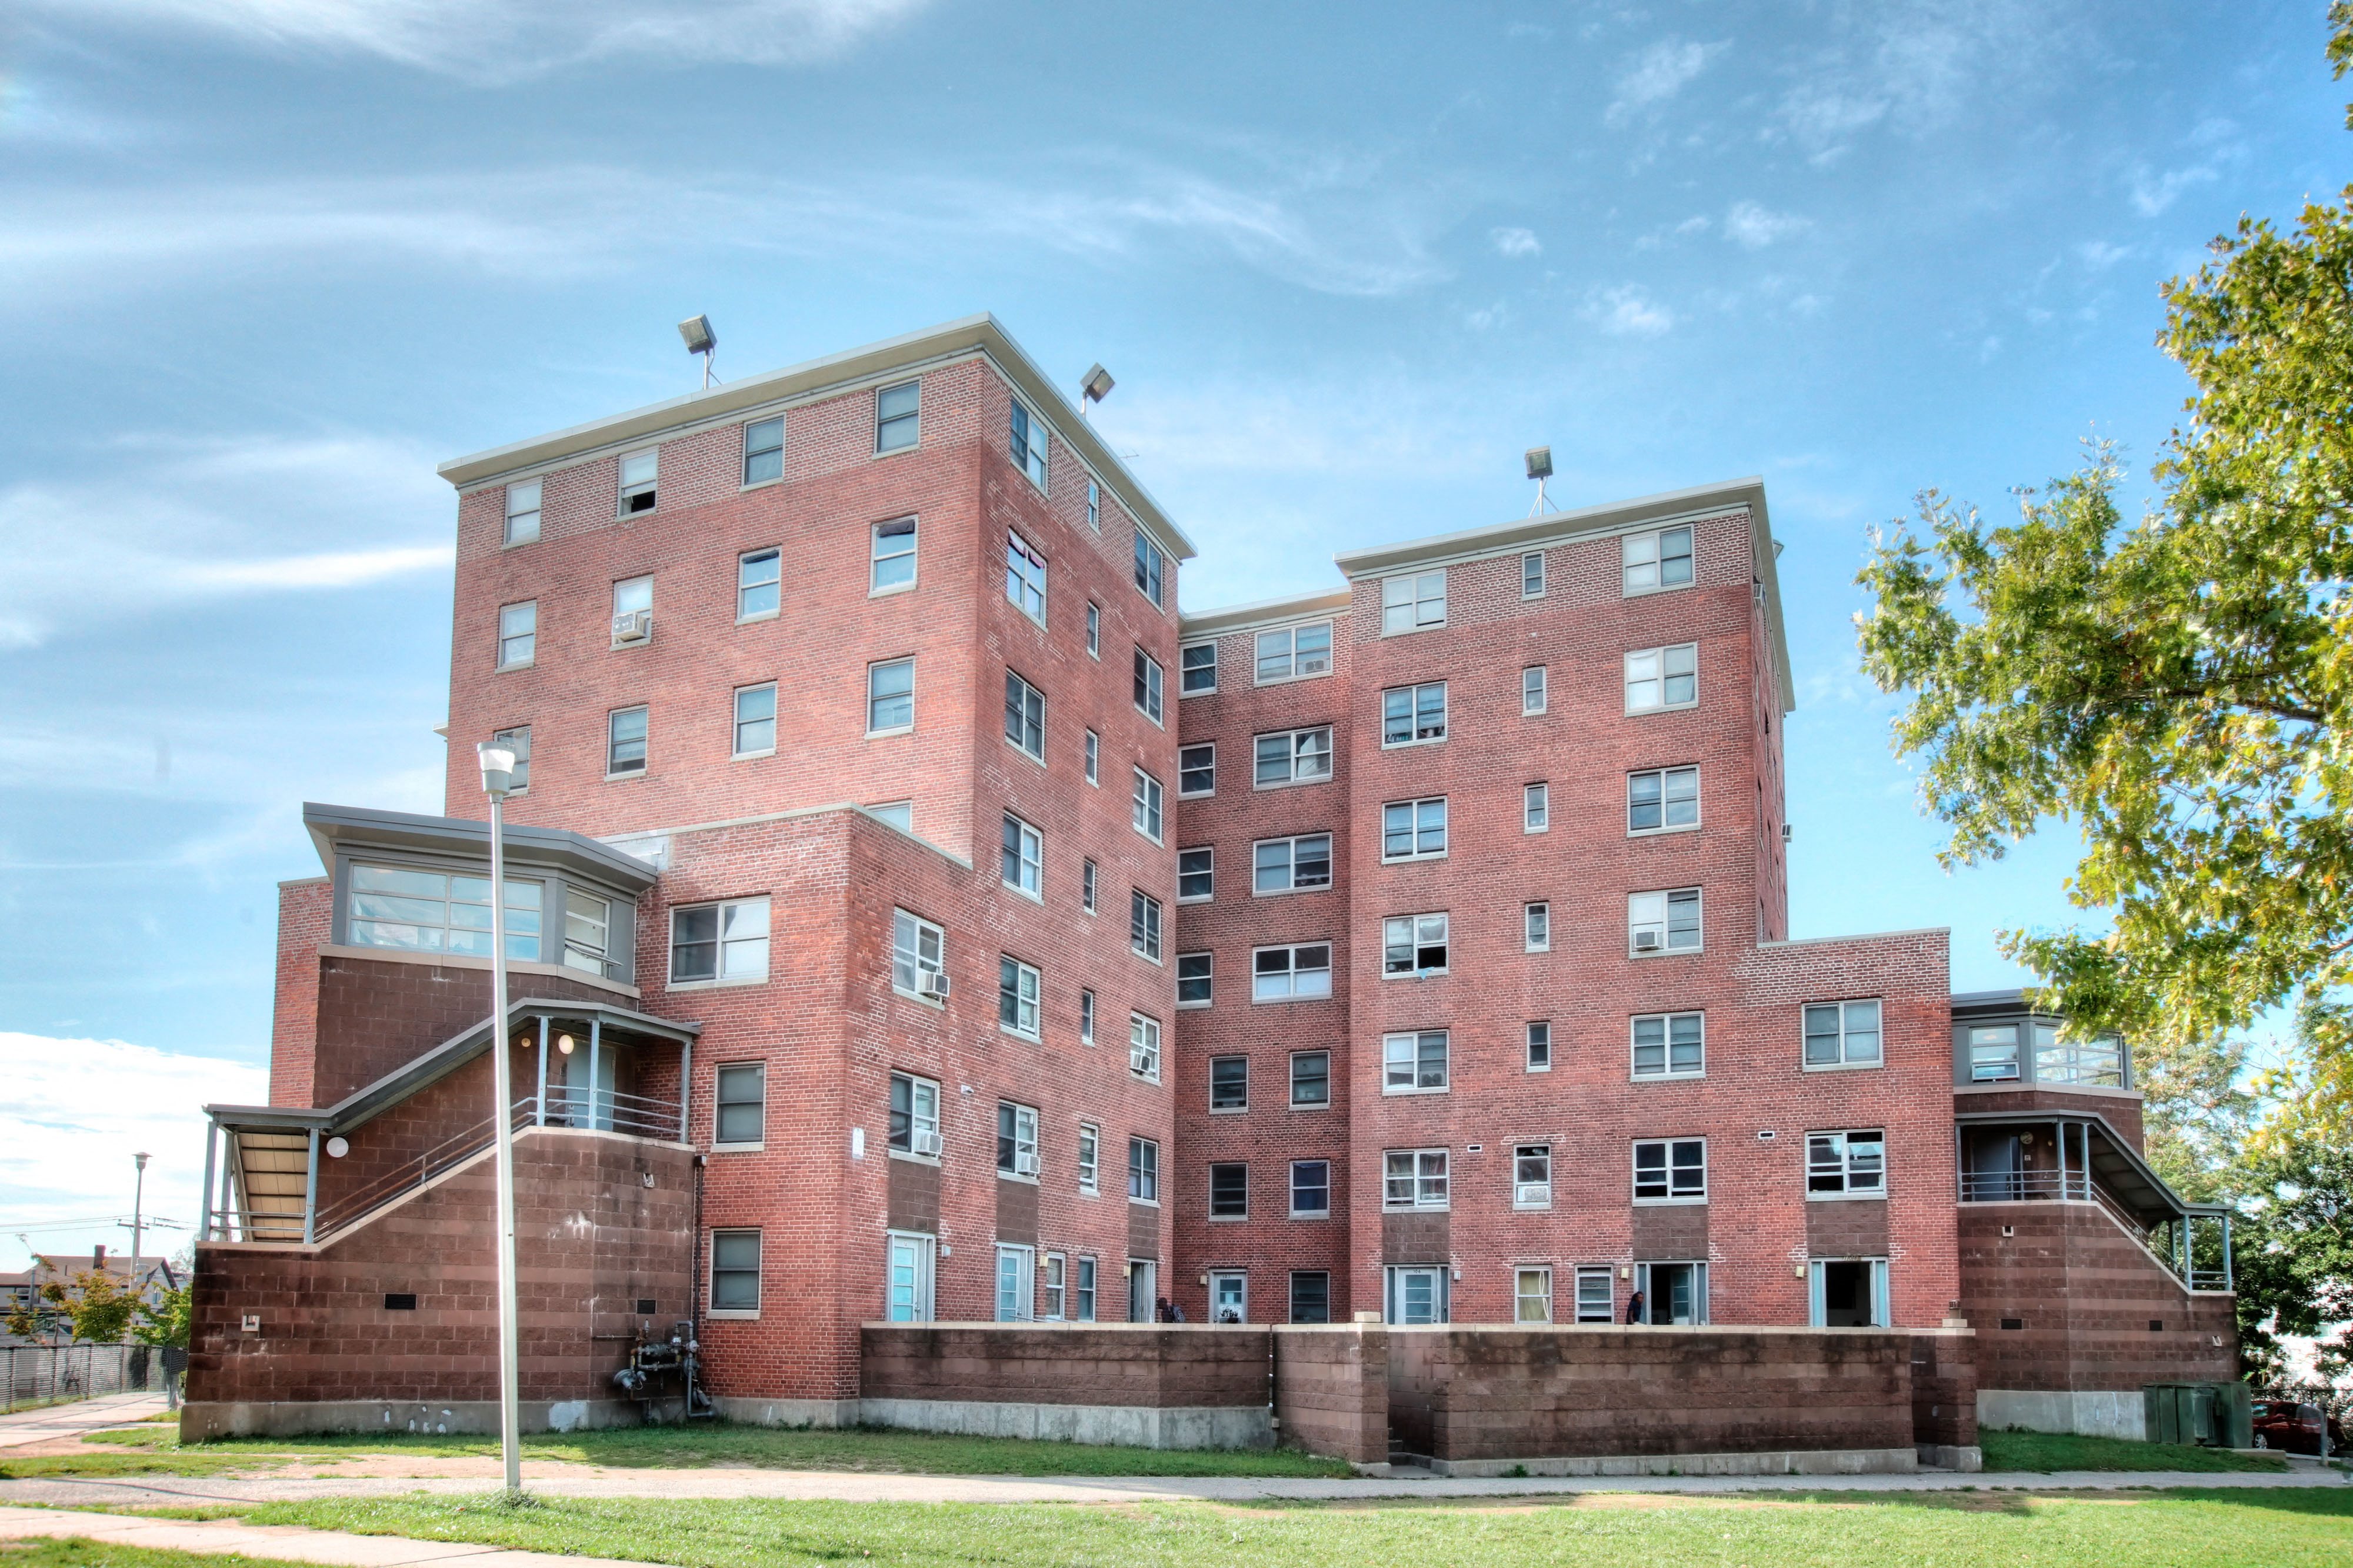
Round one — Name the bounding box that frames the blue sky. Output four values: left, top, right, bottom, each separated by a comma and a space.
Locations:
2, 1, 2345, 1257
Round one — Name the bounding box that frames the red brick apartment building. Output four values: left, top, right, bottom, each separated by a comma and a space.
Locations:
187, 316, 2236, 1446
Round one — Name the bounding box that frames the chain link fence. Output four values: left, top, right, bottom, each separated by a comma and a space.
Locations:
1, 1343, 164, 1414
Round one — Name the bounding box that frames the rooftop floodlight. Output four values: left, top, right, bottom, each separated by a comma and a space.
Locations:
1080, 362, 1115, 418
1525, 446, 1558, 516
478, 743, 518, 799
678, 315, 718, 388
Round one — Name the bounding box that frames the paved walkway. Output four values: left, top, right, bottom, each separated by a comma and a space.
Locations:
0, 1506, 648, 1568
0, 1394, 170, 1450
0, 1463, 2343, 1511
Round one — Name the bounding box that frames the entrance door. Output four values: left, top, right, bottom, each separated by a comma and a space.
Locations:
1965, 1132, 2024, 1200
1126, 1259, 1156, 1321
1808, 1259, 1889, 1327
995, 1245, 1034, 1322
885, 1232, 934, 1322
1384, 1265, 1449, 1325
1208, 1271, 1247, 1323
1636, 1262, 1707, 1324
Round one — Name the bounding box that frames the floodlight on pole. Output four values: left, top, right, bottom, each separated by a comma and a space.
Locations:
1079, 363, 1114, 419
1524, 446, 1557, 516
678, 315, 718, 389
476, 742, 524, 1502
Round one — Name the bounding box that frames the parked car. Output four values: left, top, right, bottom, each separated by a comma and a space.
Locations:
2250, 1399, 2331, 1455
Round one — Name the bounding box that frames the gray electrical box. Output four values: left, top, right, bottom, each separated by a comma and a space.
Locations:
2145, 1382, 2252, 1449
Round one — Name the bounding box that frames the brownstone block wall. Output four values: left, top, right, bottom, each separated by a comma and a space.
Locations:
858, 1325, 1269, 1409
1271, 1325, 1388, 1463
1909, 1329, 1978, 1447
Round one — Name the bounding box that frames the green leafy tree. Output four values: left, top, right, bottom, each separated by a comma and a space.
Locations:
1857, 12, 2353, 1113
2229, 1081, 2353, 1382
132, 1282, 192, 1349
35, 1270, 138, 1343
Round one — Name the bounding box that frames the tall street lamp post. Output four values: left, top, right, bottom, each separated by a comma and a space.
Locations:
479, 743, 524, 1501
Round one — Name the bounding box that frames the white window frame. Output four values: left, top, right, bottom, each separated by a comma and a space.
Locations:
1524, 782, 1549, 833
1134, 646, 1165, 725
1084, 728, 1101, 786
1290, 1159, 1331, 1218
1129, 1134, 1161, 1201
732, 682, 777, 759
606, 704, 648, 777
1513, 1144, 1553, 1210
1382, 1148, 1449, 1210
1000, 813, 1044, 900
1131, 768, 1165, 843
1289, 1049, 1332, 1109
1208, 1162, 1249, 1222
503, 481, 540, 546
1524, 902, 1550, 952
708, 1228, 761, 1318
1628, 766, 1701, 835
1086, 600, 1101, 658
1209, 1053, 1248, 1112
1632, 1010, 1705, 1079
1382, 912, 1449, 978
713, 1062, 765, 1148
497, 600, 536, 669
1522, 665, 1548, 715
1004, 670, 1046, 763
866, 800, 913, 833
1042, 1251, 1067, 1320
742, 415, 784, 487
1252, 832, 1334, 896
1380, 569, 1447, 635
1175, 951, 1212, 1009
1076, 1256, 1098, 1320
876, 379, 921, 453
1134, 530, 1166, 609
1622, 523, 1695, 596
1179, 641, 1218, 696
618, 448, 658, 515
1079, 987, 1096, 1045
1382, 1029, 1450, 1094
1009, 400, 1050, 492
738, 547, 781, 622
1129, 889, 1162, 963
609, 575, 653, 647
998, 955, 1042, 1040
888, 1070, 941, 1159
890, 908, 948, 1003
1176, 846, 1213, 903
1807, 1129, 1887, 1198
1251, 943, 1332, 1003
1633, 1137, 1708, 1204
1005, 528, 1046, 623
996, 1100, 1041, 1179
1381, 797, 1448, 862
1575, 1266, 1616, 1323
871, 516, 918, 595
1625, 642, 1699, 713
492, 725, 530, 794
1255, 622, 1334, 685
1804, 999, 1884, 1069
866, 657, 915, 735
669, 896, 769, 986
1515, 1266, 1554, 1323
1629, 887, 1703, 955
1087, 479, 1100, 532
1525, 1020, 1552, 1072
1078, 1122, 1101, 1193
1254, 726, 1334, 788
1081, 858, 1098, 916
1178, 742, 1215, 798
1129, 1013, 1162, 1083
1521, 550, 1545, 599
1381, 681, 1448, 748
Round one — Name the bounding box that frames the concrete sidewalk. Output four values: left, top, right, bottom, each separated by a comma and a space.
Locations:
0, 1394, 171, 1450
0, 1463, 2344, 1510
0, 1506, 648, 1568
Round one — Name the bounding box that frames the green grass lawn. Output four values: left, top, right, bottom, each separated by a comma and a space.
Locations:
0, 1544, 312, 1568
0, 1421, 1348, 1480
1979, 1427, 2289, 1473
181, 1489, 2353, 1568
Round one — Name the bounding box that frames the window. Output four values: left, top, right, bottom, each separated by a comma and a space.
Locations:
1623, 524, 1694, 594
671, 897, 769, 984
491, 725, 530, 792
1515, 1267, 1553, 1323
1383, 1030, 1449, 1093
733, 684, 776, 758
876, 379, 920, 452
1004, 672, 1045, 762
1290, 1270, 1332, 1322
1290, 1160, 1330, 1218
867, 800, 913, 832
1210, 1055, 1248, 1110
1078, 1123, 1100, 1192
1629, 766, 1701, 833
872, 517, 917, 592
1256, 622, 1332, 683
1128, 1135, 1159, 1200
1625, 643, 1699, 712
1180, 642, 1217, 695
709, 1230, 760, 1314
1133, 647, 1164, 724
1134, 530, 1165, 607
1967, 1023, 2021, 1082
998, 956, 1042, 1039
890, 909, 946, 999
1253, 943, 1332, 1002
1381, 570, 1447, 634
1179, 743, 1215, 797
1177, 848, 1213, 902
1382, 682, 1447, 746
610, 575, 652, 644
1075, 1256, 1098, 1320
1526, 1021, 1552, 1071
1575, 1267, 1615, 1323
1629, 888, 1702, 954
738, 548, 781, 620
1255, 726, 1334, 786
1382, 912, 1448, 976
715, 1065, 765, 1145
1006, 529, 1046, 622
1805, 1000, 1884, 1068
1087, 480, 1100, 531
1129, 1012, 1161, 1081
2032, 1022, 2125, 1086
497, 601, 536, 668
1081, 859, 1098, 915
995, 1244, 1034, 1321
503, 481, 540, 546
1079, 987, 1096, 1044
1514, 1145, 1552, 1209
1253, 833, 1332, 894
1521, 550, 1545, 598
1291, 1050, 1330, 1107
1131, 769, 1164, 842
996, 1101, 1040, 1177
1524, 782, 1549, 832
867, 658, 914, 733
619, 449, 657, 514
1009, 401, 1049, 489
1381, 797, 1448, 860
1176, 952, 1212, 1007
559, 887, 608, 977
1209, 1162, 1249, 1219
1634, 1139, 1707, 1202
1632, 1012, 1704, 1078
607, 705, 648, 776
1085, 601, 1101, 656
1042, 1253, 1066, 1320
1084, 729, 1100, 785
742, 416, 784, 485
1384, 1149, 1449, 1209
1808, 1130, 1886, 1196
888, 1072, 940, 1156
1522, 665, 1548, 715
1524, 902, 1551, 952
346, 865, 539, 962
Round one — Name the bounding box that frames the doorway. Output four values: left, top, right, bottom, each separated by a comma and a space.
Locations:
1208, 1271, 1247, 1323
1808, 1258, 1889, 1327
884, 1232, 934, 1322
1635, 1262, 1707, 1324
1384, 1265, 1449, 1325
1127, 1259, 1156, 1322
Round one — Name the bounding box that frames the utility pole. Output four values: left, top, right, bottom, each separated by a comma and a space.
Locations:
130, 1153, 150, 1288
479, 742, 524, 1502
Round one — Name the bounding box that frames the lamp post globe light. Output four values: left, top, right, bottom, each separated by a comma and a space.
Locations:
478, 743, 524, 1500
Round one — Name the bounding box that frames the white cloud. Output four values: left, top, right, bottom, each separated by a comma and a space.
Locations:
35, 0, 931, 83
2075, 240, 2131, 270
0, 1032, 266, 1267
1582, 284, 1675, 337
1605, 38, 1721, 128
1490, 226, 1541, 258
1724, 201, 1811, 249
2129, 163, 2219, 217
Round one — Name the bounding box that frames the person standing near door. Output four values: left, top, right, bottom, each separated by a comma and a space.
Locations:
1624, 1288, 1645, 1325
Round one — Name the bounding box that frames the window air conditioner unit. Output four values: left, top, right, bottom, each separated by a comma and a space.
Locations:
917, 970, 951, 1000
1633, 929, 1661, 951
612, 609, 652, 643
1515, 1184, 1550, 1207
912, 1128, 941, 1157
1016, 1151, 1041, 1177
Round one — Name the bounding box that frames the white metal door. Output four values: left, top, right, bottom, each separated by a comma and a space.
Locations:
1208, 1271, 1247, 1323
995, 1245, 1034, 1322
885, 1232, 934, 1323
